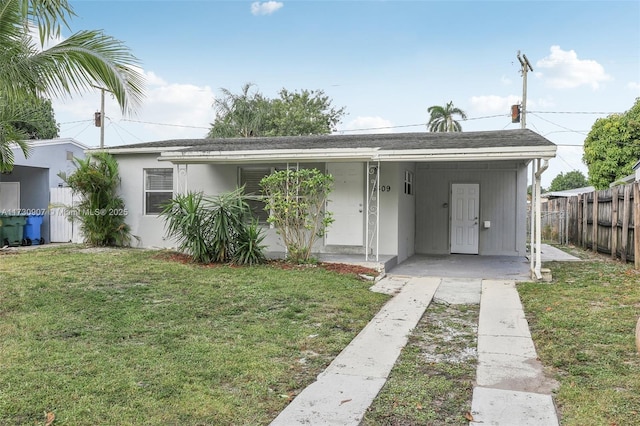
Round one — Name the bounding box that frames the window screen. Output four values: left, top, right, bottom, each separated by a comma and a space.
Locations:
240, 167, 270, 223
145, 169, 173, 214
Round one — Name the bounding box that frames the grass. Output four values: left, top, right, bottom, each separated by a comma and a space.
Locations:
362, 301, 478, 425
518, 257, 640, 426
0, 245, 388, 425
5, 244, 639, 425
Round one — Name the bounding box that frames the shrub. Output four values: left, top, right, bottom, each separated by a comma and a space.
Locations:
260, 168, 333, 263
160, 187, 266, 265
59, 152, 134, 247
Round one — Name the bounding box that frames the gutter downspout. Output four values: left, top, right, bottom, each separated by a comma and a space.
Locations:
533, 158, 549, 279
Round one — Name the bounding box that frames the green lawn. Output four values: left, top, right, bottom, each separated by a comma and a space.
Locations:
519, 257, 640, 425
4, 245, 639, 425
0, 245, 388, 425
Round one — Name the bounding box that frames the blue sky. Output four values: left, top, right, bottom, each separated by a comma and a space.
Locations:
53, 0, 640, 186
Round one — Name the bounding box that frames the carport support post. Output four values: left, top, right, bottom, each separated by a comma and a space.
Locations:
365, 161, 380, 262
533, 158, 549, 280
530, 161, 535, 273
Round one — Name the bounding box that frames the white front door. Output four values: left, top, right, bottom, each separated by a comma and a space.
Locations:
450, 183, 479, 254
325, 163, 364, 246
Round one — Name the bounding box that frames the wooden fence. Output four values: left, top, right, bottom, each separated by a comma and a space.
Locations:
539, 182, 640, 268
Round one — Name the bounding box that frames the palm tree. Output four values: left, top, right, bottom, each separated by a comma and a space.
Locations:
427, 101, 467, 132
208, 83, 270, 138
0, 0, 145, 172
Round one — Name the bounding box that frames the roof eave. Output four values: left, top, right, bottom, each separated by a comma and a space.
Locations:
158, 146, 557, 163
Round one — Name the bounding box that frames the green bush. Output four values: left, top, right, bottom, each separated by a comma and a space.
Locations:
160, 187, 266, 265
260, 168, 333, 264
59, 152, 133, 247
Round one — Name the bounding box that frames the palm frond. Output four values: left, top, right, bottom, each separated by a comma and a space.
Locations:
24, 30, 145, 115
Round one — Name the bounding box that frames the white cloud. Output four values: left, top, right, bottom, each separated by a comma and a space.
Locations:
470, 95, 521, 114
251, 1, 284, 16
54, 69, 215, 146
340, 116, 394, 134
469, 94, 556, 115
628, 82, 640, 91
138, 80, 214, 140
144, 71, 167, 87
28, 24, 64, 51
535, 45, 611, 90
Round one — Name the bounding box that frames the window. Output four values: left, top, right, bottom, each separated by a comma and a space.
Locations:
404, 170, 414, 195
145, 168, 173, 214
239, 167, 271, 223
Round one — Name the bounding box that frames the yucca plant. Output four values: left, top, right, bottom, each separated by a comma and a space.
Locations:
232, 220, 267, 266
160, 192, 213, 263
160, 187, 266, 265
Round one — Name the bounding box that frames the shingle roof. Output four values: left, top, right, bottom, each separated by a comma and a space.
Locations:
108, 129, 554, 153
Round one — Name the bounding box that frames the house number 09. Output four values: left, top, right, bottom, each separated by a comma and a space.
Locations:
374, 185, 391, 192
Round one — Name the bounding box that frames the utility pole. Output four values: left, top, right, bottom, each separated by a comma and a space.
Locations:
517, 51, 533, 129
92, 85, 109, 149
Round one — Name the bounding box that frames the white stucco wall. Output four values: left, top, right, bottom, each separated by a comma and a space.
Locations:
116, 153, 176, 248
397, 163, 416, 263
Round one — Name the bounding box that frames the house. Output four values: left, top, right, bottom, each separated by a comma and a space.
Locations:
541, 185, 595, 199
0, 138, 88, 243
103, 129, 556, 277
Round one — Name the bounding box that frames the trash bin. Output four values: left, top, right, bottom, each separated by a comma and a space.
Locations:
0, 214, 27, 247
24, 214, 45, 245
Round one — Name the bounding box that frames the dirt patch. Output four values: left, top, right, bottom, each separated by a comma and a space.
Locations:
153, 250, 379, 278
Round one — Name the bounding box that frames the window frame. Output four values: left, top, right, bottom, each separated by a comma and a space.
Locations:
404, 170, 414, 196
144, 168, 174, 215
239, 166, 272, 224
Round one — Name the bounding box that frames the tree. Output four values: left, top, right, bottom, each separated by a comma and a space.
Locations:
583, 98, 640, 189
547, 170, 589, 192
427, 101, 467, 132
207, 84, 346, 138
264, 89, 346, 136
13, 96, 59, 139
207, 83, 270, 138
260, 169, 334, 264
0, 0, 145, 172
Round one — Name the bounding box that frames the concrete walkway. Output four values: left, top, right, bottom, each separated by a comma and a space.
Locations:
270, 277, 440, 425
470, 280, 559, 425
270, 250, 577, 425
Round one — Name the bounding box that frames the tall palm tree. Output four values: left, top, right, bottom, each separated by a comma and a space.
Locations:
427, 101, 467, 132
0, 0, 145, 172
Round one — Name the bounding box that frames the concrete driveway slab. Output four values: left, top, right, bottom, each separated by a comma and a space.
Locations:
470, 387, 559, 426
270, 373, 387, 426
433, 277, 482, 304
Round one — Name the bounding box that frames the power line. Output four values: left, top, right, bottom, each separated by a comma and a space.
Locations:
120, 118, 210, 130
529, 113, 588, 136
58, 110, 607, 138
529, 110, 620, 115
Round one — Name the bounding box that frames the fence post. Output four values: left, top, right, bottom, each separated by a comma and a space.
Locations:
577, 194, 583, 248
592, 191, 599, 253
583, 193, 589, 249
611, 186, 619, 260
622, 184, 631, 263
634, 182, 640, 269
